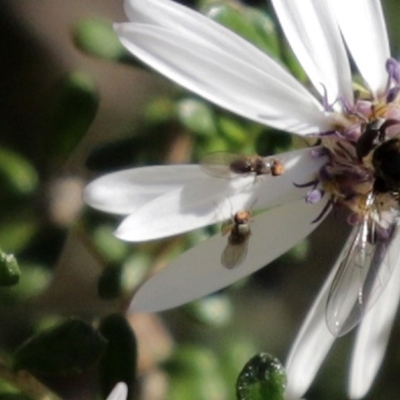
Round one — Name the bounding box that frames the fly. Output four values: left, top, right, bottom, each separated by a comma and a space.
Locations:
200, 152, 284, 179
221, 210, 252, 269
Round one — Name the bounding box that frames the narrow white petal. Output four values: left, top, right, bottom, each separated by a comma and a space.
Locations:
123, 0, 321, 102
272, 0, 353, 106
285, 255, 340, 398
115, 148, 327, 241
84, 165, 203, 215
106, 382, 128, 400
349, 227, 400, 399
116, 173, 252, 241
129, 197, 328, 313
328, 0, 390, 96
114, 23, 334, 134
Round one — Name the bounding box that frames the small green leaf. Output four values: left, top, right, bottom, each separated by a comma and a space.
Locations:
121, 252, 151, 291
0, 250, 20, 286
244, 8, 280, 57
92, 225, 129, 263
73, 18, 143, 67
185, 294, 232, 326
0, 216, 38, 254
99, 314, 138, 400
201, 2, 279, 57
177, 98, 217, 137
218, 115, 247, 145
0, 148, 38, 196
236, 353, 286, 400
73, 19, 126, 61
49, 72, 99, 161
13, 319, 107, 376
0, 263, 51, 304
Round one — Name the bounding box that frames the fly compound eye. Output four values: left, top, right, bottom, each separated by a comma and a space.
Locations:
233, 210, 251, 224
270, 160, 285, 176
372, 138, 400, 190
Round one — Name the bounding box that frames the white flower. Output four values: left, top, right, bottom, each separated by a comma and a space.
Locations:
84, 0, 400, 398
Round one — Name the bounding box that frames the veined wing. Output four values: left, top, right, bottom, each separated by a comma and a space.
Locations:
326, 213, 397, 337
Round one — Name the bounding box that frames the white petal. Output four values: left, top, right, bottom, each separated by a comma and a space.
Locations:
328, 0, 390, 96
272, 0, 353, 106
106, 383, 128, 400
115, 10, 335, 134
285, 254, 340, 398
115, 148, 327, 241
349, 226, 400, 399
129, 197, 328, 313
84, 165, 203, 215
123, 0, 320, 101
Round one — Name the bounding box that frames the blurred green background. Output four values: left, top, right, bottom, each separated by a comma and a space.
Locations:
1, 1, 400, 400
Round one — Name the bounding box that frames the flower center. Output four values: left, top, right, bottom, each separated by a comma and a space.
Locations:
317, 59, 400, 228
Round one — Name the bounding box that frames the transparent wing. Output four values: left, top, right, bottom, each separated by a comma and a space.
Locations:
199, 152, 245, 178
326, 214, 397, 337
221, 236, 250, 269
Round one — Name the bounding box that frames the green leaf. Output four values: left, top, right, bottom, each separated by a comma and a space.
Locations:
98, 314, 137, 400
184, 294, 232, 326
13, 319, 107, 376
49, 72, 99, 161
177, 98, 217, 137
0, 263, 51, 304
92, 225, 129, 264
121, 252, 151, 291
73, 18, 145, 68
218, 115, 247, 146
236, 353, 286, 400
0, 217, 38, 254
73, 19, 127, 61
0, 250, 20, 286
201, 2, 279, 57
0, 147, 38, 196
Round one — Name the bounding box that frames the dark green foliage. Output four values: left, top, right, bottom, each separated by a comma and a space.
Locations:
98, 314, 138, 400
13, 319, 107, 376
